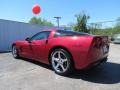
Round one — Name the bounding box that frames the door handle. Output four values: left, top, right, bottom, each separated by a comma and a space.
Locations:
46, 40, 48, 44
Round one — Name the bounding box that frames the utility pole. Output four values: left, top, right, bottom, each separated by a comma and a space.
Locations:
90, 23, 94, 34
54, 17, 61, 27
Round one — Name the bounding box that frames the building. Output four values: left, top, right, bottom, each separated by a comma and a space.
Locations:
0, 19, 51, 52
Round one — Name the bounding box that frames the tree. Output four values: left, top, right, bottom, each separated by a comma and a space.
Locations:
90, 17, 120, 36
74, 12, 90, 33
115, 17, 120, 27
112, 17, 120, 35
29, 17, 39, 24
29, 17, 54, 26
67, 23, 76, 30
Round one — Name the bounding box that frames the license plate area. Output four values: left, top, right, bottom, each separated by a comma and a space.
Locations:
103, 45, 108, 53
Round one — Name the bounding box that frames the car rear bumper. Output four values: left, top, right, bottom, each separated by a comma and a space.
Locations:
83, 55, 108, 70
75, 54, 108, 70
73, 46, 109, 70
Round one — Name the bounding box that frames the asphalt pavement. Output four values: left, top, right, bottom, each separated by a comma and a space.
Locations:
0, 44, 120, 90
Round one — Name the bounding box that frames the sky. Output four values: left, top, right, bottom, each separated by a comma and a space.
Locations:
0, 0, 120, 26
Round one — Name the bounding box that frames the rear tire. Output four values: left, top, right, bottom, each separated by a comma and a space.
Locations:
50, 48, 73, 76
103, 57, 108, 62
12, 45, 20, 59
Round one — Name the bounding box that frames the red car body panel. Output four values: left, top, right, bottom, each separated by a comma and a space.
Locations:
13, 29, 109, 69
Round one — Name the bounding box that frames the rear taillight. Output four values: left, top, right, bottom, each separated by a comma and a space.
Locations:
93, 37, 102, 48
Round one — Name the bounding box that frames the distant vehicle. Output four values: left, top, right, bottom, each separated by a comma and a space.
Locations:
111, 34, 120, 44
12, 29, 110, 75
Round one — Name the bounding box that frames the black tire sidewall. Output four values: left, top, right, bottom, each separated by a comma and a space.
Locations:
12, 45, 19, 59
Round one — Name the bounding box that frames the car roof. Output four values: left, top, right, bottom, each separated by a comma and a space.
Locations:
39, 28, 56, 32
40, 28, 91, 36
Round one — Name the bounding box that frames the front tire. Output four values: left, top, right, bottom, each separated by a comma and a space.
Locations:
50, 49, 73, 76
12, 45, 20, 59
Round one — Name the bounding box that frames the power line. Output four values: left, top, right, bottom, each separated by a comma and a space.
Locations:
87, 19, 120, 34
87, 19, 120, 24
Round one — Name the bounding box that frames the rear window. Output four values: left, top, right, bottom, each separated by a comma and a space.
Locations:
54, 30, 90, 37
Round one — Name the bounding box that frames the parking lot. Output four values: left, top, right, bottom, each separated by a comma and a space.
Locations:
0, 44, 120, 90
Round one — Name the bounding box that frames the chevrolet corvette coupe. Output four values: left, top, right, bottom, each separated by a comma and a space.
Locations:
12, 29, 109, 75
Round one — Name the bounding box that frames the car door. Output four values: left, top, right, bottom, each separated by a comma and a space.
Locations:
30, 31, 51, 63
20, 41, 34, 59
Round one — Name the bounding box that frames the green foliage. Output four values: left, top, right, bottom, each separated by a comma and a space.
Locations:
73, 12, 90, 33
88, 17, 120, 36
92, 28, 113, 36
29, 17, 54, 26
70, 12, 120, 36
92, 26, 120, 36
115, 17, 120, 27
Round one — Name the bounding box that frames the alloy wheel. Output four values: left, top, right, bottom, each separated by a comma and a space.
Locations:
51, 50, 70, 73
12, 46, 18, 58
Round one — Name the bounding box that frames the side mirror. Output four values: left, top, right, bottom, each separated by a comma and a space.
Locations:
25, 37, 30, 41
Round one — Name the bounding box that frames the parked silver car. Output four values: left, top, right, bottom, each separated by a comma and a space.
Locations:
111, 34, 120, 44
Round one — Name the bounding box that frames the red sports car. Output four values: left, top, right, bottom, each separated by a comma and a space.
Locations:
12, 29, 109, 75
